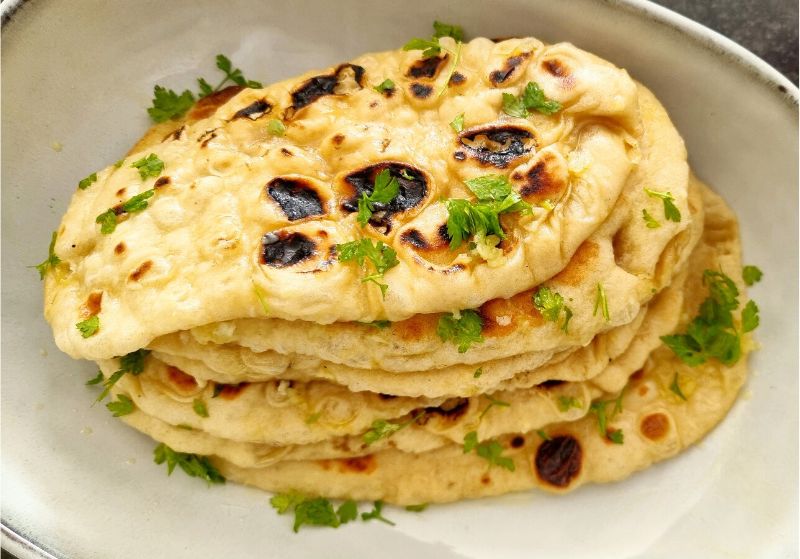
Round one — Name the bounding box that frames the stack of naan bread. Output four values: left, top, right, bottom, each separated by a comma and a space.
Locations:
44, 36, 754, 504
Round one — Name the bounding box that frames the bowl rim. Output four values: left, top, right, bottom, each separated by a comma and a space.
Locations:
1, 0, 796, 557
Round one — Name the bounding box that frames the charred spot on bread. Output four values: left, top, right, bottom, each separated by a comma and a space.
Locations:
261, 231, 316, 267
266, 177, 325, 221
458, 125, 536, 168
284, 64, 365, 119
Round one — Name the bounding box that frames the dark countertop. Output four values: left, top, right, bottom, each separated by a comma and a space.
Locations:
653, 0, 798, 83
1, 3, 796, 559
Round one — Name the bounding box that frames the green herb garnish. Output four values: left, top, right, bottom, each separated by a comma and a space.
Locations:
502, 81, 562, 118
193, 399, 209, 418
432, 20, 464, 41
106, 394, 135, 417
34, 231, 61, 279
532, 286, 574, 333
86, 370, 104, 386
450, 113, 465, 133
373, 79, 395, 94
363, 411, 425, 445
405, 503, 429, 512
76, 315, 100, 338
644, 188, 681, 222
536, 429, 551, 441
473, 367, 483, 378
148, 86, 195, 123
594, 283, 610, 321
270, 494, 364, 533
197, 54, 262, 98
589, 395, 624, 444
642, 208, 660, 228
94, 349, 150, 403
479, 394, 510, 420
742, 265, 763, 286
661, 270, 757, 366
153, 443, 225, 485
96, 189, 156, 234
336, 238, 399, 297
130, 154, 164, 180
78, 172, 98, 190
267, 119, 286, 136
557, 395, 583, 412
437, 309, 484, 352
361, 501, 396, 525
669, 372, 687, 401
445, 174, 531, 250
462, 431, 515, 471
357, 169, 400, 227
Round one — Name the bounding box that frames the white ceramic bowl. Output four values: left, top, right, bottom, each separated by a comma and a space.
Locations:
2, 1, 797, 558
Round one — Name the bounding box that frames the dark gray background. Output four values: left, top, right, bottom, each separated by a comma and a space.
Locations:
1, 1, 796, 559
653, 0, 798, 83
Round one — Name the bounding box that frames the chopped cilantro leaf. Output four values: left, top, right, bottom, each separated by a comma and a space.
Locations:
405, 503, 429, 512
742, 300, 759, 333
536, 429, 551, 441
121, 189, 155, 212
153, 443, 225, 485
76, 315, 99, 338
130, 154, 164, 180
644, 188, 681, 222
402, 37, 443, 59
594, 283, 610, 321
463, 432, 515, 471
589, 397, 624, 443
557, 395, 583, 412
607, 429, 624, 445
294, 498, 340, 532
193, 398, 209, 418
267, 119, 285, 136
642, 208, 660, 228
363, 411, 424, 445
357, 169, 400, 227
661, 269, 755, 366
94, 349, 150, 403
742, 265, 763, 286
437, 310, 484, 352
78, 172, 98, 190
669, 372, 687, 401
479, 394, 510, 420
106, 394, 135, 417
336, 238, 399, 297
270, 492, 306, 514
473, 367, 483, 378
95, 209, 118, 235
502, 82, 562, 118
373, 79, 395, 94
337, 500, 359, 524
432, 20, 464, 41
445, 176, 531, 251
197, 54, 262, 99
86, 370, 104, 386
33, 231, 61, 279
450, 113, 465, 133
361, 501, 396, 525
532, 285, 574, 332
148, 85, 195, 123
114, 159, 125, 168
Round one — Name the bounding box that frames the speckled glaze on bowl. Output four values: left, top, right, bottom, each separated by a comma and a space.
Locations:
2, 1, 797, 558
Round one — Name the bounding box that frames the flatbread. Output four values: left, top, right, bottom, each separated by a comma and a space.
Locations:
46, 39, 670, 360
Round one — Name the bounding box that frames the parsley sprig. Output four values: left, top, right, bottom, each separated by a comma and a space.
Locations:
357, 169, 400, 227
270, 493, 393, 533
336, 238, 399, 297
644, 188, 681, 222
363, 411, 425, 445
96, 188, 156, 235
589, 391, 625, 444
742, 265, 763, 286
532, 286, 574, 333
463, 432, 516, 471
94, 349, 150, 403
661, 270, 758, 366
445, 174, 531, 251
76, 316, 100, 338
437, 309, 484, 352
153, 443, 225, 485
106, 394, 135, 417
502, 82, 562, 118
148, 54, 262, 123
34, 231, 61, 280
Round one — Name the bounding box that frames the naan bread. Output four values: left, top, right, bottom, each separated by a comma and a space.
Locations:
46, 39, 670, 360
159, 185, 750, 504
